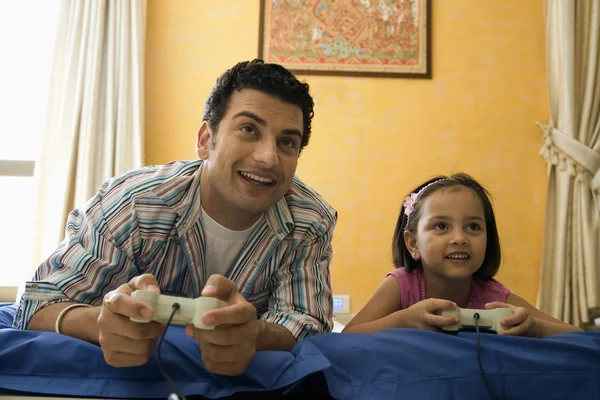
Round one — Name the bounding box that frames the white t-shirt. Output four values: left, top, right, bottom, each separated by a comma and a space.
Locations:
201, 207, 262, 278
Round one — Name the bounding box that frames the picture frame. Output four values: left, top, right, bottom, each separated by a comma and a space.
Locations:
258, 0, 431, 78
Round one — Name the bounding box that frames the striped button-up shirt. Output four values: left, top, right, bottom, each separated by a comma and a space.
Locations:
14, 160, 337, 340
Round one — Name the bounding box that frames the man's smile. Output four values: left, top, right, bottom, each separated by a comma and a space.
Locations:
238, 171, 277, 187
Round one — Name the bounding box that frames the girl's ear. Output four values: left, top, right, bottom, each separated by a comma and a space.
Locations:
404, 230, 420, 260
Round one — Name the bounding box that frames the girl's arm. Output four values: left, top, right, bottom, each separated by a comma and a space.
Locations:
342, 276, 458, 334
342, 276, 407, 334
505, 293, 583, 338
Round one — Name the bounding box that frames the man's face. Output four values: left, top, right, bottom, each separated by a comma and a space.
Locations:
197, 89, 304, 230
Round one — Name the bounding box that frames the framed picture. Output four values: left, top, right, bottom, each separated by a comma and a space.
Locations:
258, 0, 431, 78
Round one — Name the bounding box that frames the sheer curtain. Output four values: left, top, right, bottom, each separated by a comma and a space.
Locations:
0, 1, 60, 300
536, 0, 600, 326
18, 0, 147, 300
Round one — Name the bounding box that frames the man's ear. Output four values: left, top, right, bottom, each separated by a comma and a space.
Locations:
403, 230, 420, 260
196, 121, 212, 159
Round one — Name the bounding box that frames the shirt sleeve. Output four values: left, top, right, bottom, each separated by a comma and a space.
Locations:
12, 182, 138, 330
259, 213, 337, 341
386, 267, 421, 310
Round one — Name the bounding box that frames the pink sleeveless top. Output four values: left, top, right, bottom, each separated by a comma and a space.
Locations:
387, 267, 510, 309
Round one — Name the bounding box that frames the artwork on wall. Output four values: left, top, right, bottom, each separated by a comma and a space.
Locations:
259, 0, 431, 78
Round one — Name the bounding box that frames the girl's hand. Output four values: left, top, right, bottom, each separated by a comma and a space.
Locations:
485, 302, 539, 338
403, 298, 459, 332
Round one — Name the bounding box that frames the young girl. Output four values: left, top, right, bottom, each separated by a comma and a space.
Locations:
343, 173, 582, 338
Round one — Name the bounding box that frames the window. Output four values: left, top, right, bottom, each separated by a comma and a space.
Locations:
0, 1, 61, 290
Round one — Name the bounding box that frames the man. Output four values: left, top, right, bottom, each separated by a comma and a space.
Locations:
14, 59, 337, 376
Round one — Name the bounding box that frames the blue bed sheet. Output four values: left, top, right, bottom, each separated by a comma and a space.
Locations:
0, 303, 330, 398
301, 328, 600, 399
1, 302, 599, 399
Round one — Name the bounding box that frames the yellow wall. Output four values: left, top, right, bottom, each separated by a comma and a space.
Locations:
145, 1, 549, 313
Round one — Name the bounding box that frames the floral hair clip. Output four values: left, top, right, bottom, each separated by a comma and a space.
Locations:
403, 193, 419, 218
403, 179, 447, 223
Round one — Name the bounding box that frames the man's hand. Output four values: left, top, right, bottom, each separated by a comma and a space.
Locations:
485, 302, 538, 337
401, 298, 459, 332
185, 274, 261, 376
97, 274, 166, 367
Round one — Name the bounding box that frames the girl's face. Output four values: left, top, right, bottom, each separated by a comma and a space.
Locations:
405, 187, 487, 281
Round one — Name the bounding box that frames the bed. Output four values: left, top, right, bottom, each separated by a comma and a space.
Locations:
1, 303, 599, 399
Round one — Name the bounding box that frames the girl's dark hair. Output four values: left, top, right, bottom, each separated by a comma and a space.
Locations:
392, 173, 501, 280
202, 59, 314, 152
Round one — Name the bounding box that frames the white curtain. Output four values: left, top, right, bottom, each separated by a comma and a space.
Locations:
537, 0, 600, 326
20, 0, 147, 298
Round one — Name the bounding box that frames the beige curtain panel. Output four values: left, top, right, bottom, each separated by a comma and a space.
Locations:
19, 0, 147, 300
537, 0, 600, 326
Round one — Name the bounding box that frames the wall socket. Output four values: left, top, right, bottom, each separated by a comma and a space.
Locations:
333, 294, 351, 314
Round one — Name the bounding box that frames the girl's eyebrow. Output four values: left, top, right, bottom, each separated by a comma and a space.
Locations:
427, 215, 485, 222
465, 216, 485, 222
425, 215, 451, 223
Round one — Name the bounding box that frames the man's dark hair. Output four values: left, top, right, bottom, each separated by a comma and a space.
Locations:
202, 59, 315, 152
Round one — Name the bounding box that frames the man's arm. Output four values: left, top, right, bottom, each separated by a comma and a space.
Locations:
260, 215, 337, 341
26, 275, 167, 368
27, 302, 101, 343
14, 179, 140, 333
256, 320, 297, 351
235, 218, 337, 352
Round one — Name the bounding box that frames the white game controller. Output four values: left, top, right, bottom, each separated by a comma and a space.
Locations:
131, 290, 228, 330
439, 307, 514, 333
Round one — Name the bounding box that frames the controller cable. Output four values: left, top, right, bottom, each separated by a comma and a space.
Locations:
158, 307, 505, 400
156, 303, 188, 400
473, 313, 504, 400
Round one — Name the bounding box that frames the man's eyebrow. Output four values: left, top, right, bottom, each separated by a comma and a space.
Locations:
232, 111, 266, 125
281, 128, 303, 140
232, 111, 303, 139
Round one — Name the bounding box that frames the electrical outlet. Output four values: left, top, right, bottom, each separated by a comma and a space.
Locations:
333, 294, 350, 314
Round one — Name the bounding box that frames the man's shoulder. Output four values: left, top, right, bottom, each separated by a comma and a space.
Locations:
285, 176, 337, 230
100, 160, 201, 201
87, 160, 202, 226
